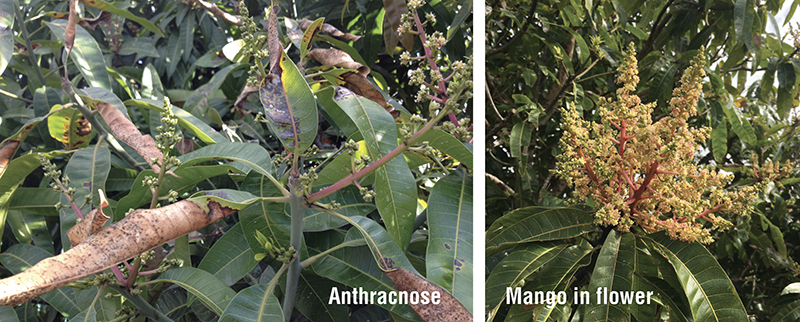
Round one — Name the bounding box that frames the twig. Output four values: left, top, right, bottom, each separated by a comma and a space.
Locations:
110, 285, 176, 322
181, 0, 242, 26
486, 172, 515, 195
14, 0, 46, 85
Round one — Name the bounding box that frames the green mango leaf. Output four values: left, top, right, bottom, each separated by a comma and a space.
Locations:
771, 294, 800, 322
486, 207, 595, 256
0, 244, 82, 316
238, 171, 292, 257
638, 276, 692, 322
426, 171, 472, 311
0, 150, 71, 243
44, 20, 111, 89
185, 64, 243, 116
416, 129, 473, 169
301, 185, 375, 232
117, 37, 159, 57
218, 284, 283, 322
164, 30, 182, 76
178, 142, 275, 182
48, 105, 93, 150
777, 62, 796, 119
153, 267, 236, 315
307, 231, 419, 320
649, 62, 678, 109
648, 234, 748, 321
509, 122, 531, 171
67, 307, 96, 322
0, 306, 19, 322
295, 274, 349, 322
259, 51, 318, 156
6, 210, 54, 254
718, 97, 757, 145
709, 100, 728, 162
125, 99, 227, 144
585, 230, 635, 322
330, 87, 416, 249
79, 0, 163, 36
0, 0, 13, 75
59, 146, 110, 251
198, 222, 258, 286
114, 164, 243, 220
484, 242, 568, 314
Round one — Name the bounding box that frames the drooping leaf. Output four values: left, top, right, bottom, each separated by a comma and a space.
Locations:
486, 207, 595, 255
329, 87, 416, 249
218, 284, 283, 322
584, 230, 635, 322
184, 63, 243, 116
384, 268, 472, 321
776, 62, 796, 119
154, 267, 236, 315
44, 20, 111, 89
426, 171, 473, 311
648, 234, 749, 321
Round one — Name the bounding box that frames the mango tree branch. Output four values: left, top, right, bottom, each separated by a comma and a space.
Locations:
14, 0, 46, 85
282, 175, 305, 321
0, 199, 237, 306
307, 109, 448, 203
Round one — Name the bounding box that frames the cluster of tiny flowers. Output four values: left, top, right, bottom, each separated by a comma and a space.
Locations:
554, 43, 758, 244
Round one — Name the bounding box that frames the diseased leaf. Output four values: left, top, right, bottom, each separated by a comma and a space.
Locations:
259, 51, 318, 156
426, 171, 472, 311
299, 19, 362, 42
66, 190, 109, 246
384, 269, 472, 321
382, 0, 413, 53
301, 18, 324, 58
47, 105, 92, 150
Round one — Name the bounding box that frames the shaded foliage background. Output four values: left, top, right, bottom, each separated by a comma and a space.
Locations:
486, 0, 800, 320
